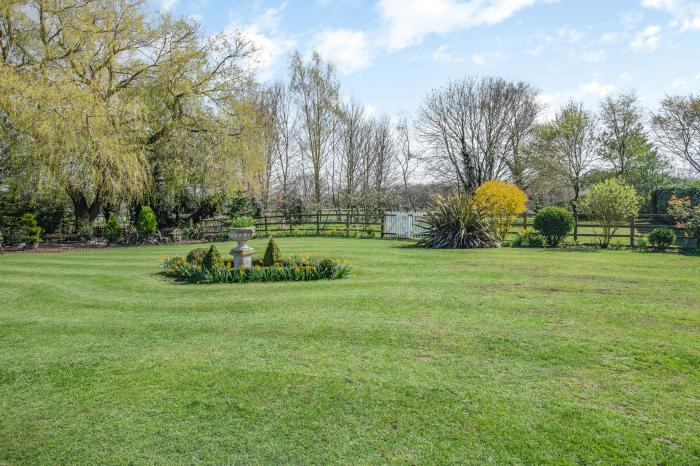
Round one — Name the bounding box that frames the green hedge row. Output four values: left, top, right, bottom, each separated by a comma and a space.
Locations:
650, 183, 700, 215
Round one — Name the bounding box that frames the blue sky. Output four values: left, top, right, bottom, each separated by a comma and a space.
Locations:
155, 0, 700, 118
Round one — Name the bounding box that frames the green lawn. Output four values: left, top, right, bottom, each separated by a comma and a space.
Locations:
1, 239, 699, 464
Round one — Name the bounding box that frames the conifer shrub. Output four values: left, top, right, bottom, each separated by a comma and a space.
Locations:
263, 239, 282, 266
186, 247, 207, 266
202, 245, 224, 270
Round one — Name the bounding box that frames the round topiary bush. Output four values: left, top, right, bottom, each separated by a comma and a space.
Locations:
533, 207, 575, 247
648, 228, 675, 251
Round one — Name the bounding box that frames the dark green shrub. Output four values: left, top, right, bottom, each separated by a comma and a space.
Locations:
18, 213, 42, 246
318, 258, 337, 278
202, 244, 224, 270
533, 207, 575, 247
512, 228, 546, 248
263, 239, 281, 266
186, 247, 207, 266
136, 206, 157, 235
77, 220, 94, 241
648, 228, 675, 251
418, 194, 494, 249
104, 213, 123, 243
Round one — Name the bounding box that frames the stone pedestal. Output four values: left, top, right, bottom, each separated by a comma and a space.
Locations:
228, 227, 256, 269
231, 244, 254, 269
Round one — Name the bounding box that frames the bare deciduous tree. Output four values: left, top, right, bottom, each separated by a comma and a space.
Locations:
289, 51, 339, 206
652, 94, 700, 175
416, 76, 540, 194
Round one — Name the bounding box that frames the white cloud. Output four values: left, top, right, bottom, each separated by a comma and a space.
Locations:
537, 80, 617, 120
231, 4, 296, 81
640, 0, 700, 31
578, 50, 606, 63
630, 25, 662, 51
160, 0, 177, 12
431, 45, 464, 64
378, 0, 539, 51
314, 29, 372, 74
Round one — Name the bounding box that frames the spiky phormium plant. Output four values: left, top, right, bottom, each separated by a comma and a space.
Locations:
418, 194, 494, 249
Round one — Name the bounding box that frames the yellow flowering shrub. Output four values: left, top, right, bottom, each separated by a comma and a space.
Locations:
473, 180, 528, 242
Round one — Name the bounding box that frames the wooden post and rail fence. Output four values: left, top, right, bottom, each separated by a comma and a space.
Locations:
199, 210, 686, 246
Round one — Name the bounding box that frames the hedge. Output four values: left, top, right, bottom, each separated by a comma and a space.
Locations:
650, 183, 700, 215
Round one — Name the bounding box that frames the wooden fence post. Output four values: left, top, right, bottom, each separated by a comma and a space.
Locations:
264, 214, 269, 237
316, 210, 320, 236
346, 211, 350, 237
574, 213, 579, 243
380, 210, 385, 239
523, 212, 528, 229
630, 216, 636, 247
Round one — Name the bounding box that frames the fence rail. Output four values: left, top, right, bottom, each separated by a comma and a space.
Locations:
198, 210, 690, 247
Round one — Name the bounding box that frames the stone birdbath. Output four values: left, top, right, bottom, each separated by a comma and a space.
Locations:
229, 223, 255, 269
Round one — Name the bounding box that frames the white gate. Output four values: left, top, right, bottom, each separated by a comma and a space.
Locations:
384, 211, 427, 239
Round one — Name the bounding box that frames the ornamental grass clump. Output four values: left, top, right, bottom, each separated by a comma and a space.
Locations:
418, 193, 494, 249
186, 248, 207, 266
473, 180, 528, 244
533, 207, 575, 247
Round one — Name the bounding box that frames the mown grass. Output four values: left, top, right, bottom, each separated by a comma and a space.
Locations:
0, 238, 699, 464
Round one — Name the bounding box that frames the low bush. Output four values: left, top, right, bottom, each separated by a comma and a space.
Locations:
186, 247, 207, 266
104, 213, 123, 243
263, 239, 281, 266
648, 228, 675, 251
419, 193, 494, 249
202, 244, 224, 270
533, 207, 575, 247
161, 255, 351, 284
512, 228, 546, 248
136, 206, 158, 235
76, 220, 94, 241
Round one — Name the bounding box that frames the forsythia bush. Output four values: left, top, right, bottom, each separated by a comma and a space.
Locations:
473, 180, 528, 243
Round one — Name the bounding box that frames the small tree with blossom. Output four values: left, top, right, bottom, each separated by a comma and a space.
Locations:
668, 196, 700, 249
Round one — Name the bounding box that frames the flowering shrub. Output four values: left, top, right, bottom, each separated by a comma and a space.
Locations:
667, 195, 700, 249
473, 180, 528, 243
160, 253, 350, 284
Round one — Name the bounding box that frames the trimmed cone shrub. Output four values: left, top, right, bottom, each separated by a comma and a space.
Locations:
186, 247, 207, 266
136, 206, 157, 235
202, 244, 224, 270
418, 193, 494, 249
263, 239, 281, 266
648, 228, 675, 251
533, 207, 575, 247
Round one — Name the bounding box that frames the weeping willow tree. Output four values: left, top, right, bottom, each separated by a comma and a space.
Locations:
0, 0, 265, 225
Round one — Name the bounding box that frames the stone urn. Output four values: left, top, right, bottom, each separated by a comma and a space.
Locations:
229, 227, 255, 269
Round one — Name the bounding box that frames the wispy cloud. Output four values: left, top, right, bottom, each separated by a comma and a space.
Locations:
314, 29, 373, 74
630, 25, 662, 51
